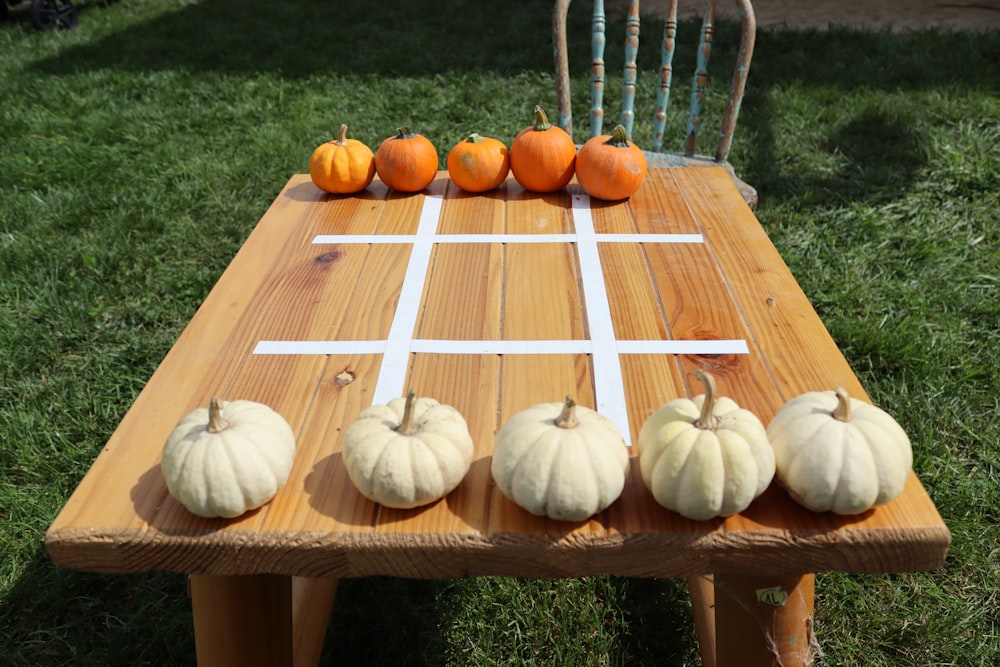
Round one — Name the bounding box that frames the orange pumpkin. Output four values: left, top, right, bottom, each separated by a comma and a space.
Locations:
447, 133, 510, 193
309, 124, 376, 194
575, 124, 647, 201
509, 105, 576, 193
374, 127, 439, 193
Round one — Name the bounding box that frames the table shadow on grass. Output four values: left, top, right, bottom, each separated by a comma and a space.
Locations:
0, 544, 194, 666
321, 575, 698, 666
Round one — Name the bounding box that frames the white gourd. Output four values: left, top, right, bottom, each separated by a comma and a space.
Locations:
491, 396, 629, 522
342, 392, 474, 509
161, 398, 297, 519
637, 371, 775, 521
766, 387, 913, 514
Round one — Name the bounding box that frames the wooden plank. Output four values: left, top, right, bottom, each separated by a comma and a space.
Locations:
671, 168, 867, 400
629, 168, 702, 235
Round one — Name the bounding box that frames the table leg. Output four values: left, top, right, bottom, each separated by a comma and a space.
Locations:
687, 575, 717, 667
190, 574, 293, 667
291, 577, 340, 667
713, 573, 818, 667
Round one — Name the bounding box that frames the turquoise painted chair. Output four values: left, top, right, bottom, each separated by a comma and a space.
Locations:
553, 0, 758, 208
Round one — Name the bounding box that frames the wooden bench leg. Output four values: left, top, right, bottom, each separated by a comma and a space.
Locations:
688, 575, 717, 667
292, 577, 339, 667
713, 573, 818, 667
189, 575, 339, 667
190, 574, 294, 667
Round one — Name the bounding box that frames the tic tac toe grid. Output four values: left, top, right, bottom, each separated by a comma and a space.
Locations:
251, 190, 748, 445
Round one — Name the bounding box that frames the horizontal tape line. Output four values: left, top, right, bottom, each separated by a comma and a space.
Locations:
253, 339, 749, 355
312, 233, 704, 244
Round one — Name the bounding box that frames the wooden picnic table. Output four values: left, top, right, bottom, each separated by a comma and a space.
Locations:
45, 167, 950, 666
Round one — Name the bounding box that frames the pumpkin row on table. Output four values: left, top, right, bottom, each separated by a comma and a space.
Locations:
307, 106, 648, 201
161, 373, 914, 523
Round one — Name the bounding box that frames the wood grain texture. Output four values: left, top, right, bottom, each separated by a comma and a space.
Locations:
46, 170, 950, 579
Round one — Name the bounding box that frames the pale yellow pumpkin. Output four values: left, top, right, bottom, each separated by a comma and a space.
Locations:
637, 371, 774, 521
491, 396, 629, 521
766, 387, 913, 514
342, 392, 474, 509
161, 398, 297, 518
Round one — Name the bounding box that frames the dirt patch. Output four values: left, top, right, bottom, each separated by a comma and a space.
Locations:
607, 0, 1000, 32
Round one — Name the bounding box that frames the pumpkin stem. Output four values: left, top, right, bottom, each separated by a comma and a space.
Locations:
336, 124, 349, 146
531, 105, 553, 132
555, 395, 580, 429
397, 390, 419, 436
605, 124, 631, 148
832, 387, 852, 422
206, 397, 230, 434
395, 127, 418, 140
466, 133, 485, 144
693, 371, 721, 430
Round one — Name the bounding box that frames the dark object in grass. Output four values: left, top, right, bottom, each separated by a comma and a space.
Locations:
2, 0, 78, 31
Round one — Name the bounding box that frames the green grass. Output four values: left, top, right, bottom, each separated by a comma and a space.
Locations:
1, 1, 998, 664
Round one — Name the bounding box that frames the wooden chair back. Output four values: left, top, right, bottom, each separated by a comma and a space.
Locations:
553, 0, 757, 198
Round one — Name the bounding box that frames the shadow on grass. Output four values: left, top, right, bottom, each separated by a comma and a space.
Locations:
29, 0, 560, 77
321, 575, 697, 665
0, 545, 194, 666
737, 25, 999, 207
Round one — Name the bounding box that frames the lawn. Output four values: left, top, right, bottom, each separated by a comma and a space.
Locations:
1, 0, 997, 665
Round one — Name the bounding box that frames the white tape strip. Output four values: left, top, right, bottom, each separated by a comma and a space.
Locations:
252, 340, 387, 355
253, 338, 748, 356
410, 339, 592, 354
572, 194, 632, 444
370, 195, 443, 405
312, 233, 703, 245
617, 339, 749, 355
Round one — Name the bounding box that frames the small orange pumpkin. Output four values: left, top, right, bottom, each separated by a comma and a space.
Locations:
509, 105, 576, 193
575, 124, 647, 201
309, 124, 376, 194
447, 133, 510, 193
374, 127, 439, 193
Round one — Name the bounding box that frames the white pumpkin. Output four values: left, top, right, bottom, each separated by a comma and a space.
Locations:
162, 397, 296, 518
637, 371, 775, 521
767, 387, 913, 514
491, 396, 629, 522
342, 392, 474, 509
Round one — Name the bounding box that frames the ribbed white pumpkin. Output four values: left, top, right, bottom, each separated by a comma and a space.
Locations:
161, 398, 296, 519
491, 396, 629, 521
342, 392, 474, 509
637, 371, 775, 521
766, 387, 913, 514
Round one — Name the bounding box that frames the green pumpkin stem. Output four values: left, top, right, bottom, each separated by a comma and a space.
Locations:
397, 390, 419, 436
531, 105, 553, 132
833, 387, 852, 422
336, 123, 349, 145
207, 397, 230, 434
466, 133, 485, 143
605, 124, 632, 148
693, 371, 721, 431
555, 395, 579, 429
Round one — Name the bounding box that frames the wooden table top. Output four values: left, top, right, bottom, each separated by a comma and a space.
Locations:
45, 167, 950, 580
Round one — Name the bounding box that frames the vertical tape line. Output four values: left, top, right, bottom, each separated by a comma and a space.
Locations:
371, 195, 443, 405
571, 195, 632, 444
